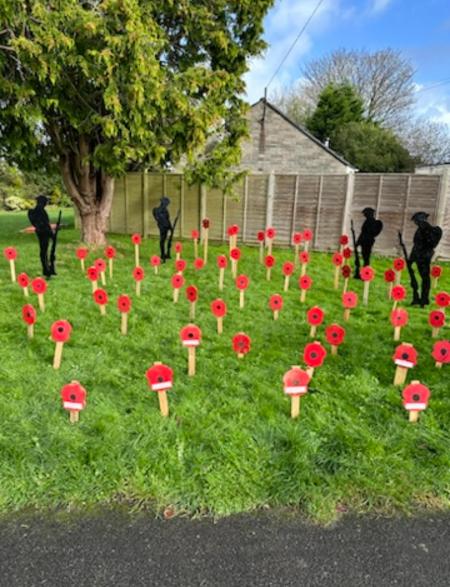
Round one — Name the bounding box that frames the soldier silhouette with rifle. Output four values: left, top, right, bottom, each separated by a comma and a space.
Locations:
351, 207, 383, 278
399, 211, 442, 307
28, 195, 62, 278
152, 196, 180, 262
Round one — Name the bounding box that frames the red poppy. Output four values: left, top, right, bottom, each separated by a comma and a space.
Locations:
194, 258, 204, 270
391, 285, 407, 302
429, 310, 445, 328
332, 252, 343, 267
191, 229, 200, 240
76, 247, 88, 260
342, 291, 358, 308
393, 343, 417, 368
257, 231, 265, 242
171, 274, 185, 289
3, 247, 17, 261
86, 266, 99, 282
269, 294, 283, 312
299, 275, 312, 290
307, 306, 324, 326
340, 235, 349, 246
360, 266, 375, 281
393, 258, 406, 272
266, 227, 276, 240
150, 255, 161, 267
390, 308, 409, 327
22, 304, 36, 325
230, 248, 241, 261
202, 218, 210, 229
302, 229, 313, 241
325, 324, 346, 346
341, 265, 352, 279
185, 285, 198, 302
133, 266, 145, 281
303, 341, 327, 368
31, 277, 47, 294
104, 246, 116, 259
94, 258, 106, 273
180, 324, 202, 346
211, 299, 227, 317
17, 272, 29, 288
343, 247, 352, 259
217, 254, 228, 269
402, 382, 430, 411
232, 332, 251, 355
299, 251, 309, 264
93, 288, 108, 305
432, 340, 450, 364
175, 259, 186, 273
117, 294, 131, 313
175, 242, 183, 253
235, 274, 250, 290
431, 265, 442, 278
283, 367, 310, 396
435, 291, 450, 308
146, 363, 174, 391
131, 233, 142, 245
282, 261, 294, 276
293, 232, 302, 245
61, 381, 87, 411
51, 319, 72, 343
265, 254, 275, 268
227, 224, 239, 236
384, 269, 396, 283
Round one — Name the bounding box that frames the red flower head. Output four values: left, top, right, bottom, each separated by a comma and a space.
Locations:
303, 341, 327, 368
211, 298, 227, 318
429, 310, 445, 328
390, 308, 409, 327
117, 294, 131, 313
217, 254, 228, 269
191, 229, 200, 240
185, 285, 198, 302
393, 258, 406, 272
342, 291, 358, 309
269, 294, 283, 312
435, 291, 450, 308
51, 319, 72, 343
175, 259, 186, 273
340, 234, 349, 246
22, 304, 36, 325
232, 332, 251, 355
202, 218, 210, 229
3, 247, 17, 261
236, 274, 250, 290
391, 285, 407, 302
299, 274, 313, 290
133, 266, 145, 282
341, 265, 352, 279
104, 246, 116, 259
194, 258, 205, 270
282, 261, 295, 276
257, 230, 265, 242
302, 229, 313, 242
283, 367, 310, 396
266, 227, 276, 240
299, 251, 309, 265
171, 274, 185, 289
180, 324, 202, 347
332, 252, 343, 267
94, 258, 106, 273
93, 288, 108, 306
76, 247, 88, 260
393, 343, 417, 368
61, 381, 87, 411
307, 306, 325, 326
326, 324, 346, 346
230, 247, 241, 261
150, 255, 161, 267
431, 265, 442, 279
31, 277, 47, 294
343, 247, 352, 259
146, 363, 173, 392
86, 266, 99, 282
432, 340, 450, 364
175, 241, 183, 254
131, 233, 142, 245
402, 382, 430, 411
265, 254, 275, 268
384, 269, 396, 283
17, 272, 29, 288
360, 266, 375, 281
293, 232, 302, 245
227, 224, 239, 236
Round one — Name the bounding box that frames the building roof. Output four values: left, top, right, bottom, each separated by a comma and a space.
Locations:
252, 98, 357, 170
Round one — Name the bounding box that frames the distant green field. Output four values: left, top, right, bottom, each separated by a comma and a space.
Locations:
0, 209, 449, 522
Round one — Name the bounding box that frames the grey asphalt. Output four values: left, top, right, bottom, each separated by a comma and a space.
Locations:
1, 511, 449, 586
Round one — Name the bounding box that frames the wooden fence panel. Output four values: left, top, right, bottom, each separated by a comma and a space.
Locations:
146, 174, 164, 236
165, 174, 183, 238
295, 176, 320, 236
225, 181, 245, 244
182, 179, 200, 238
125, 173, 143, 235
245, 175, 268, 242
273, 175, 296, 245
109, 176, 127, 233
206, 187, 225, 241
316, 175, 347, 250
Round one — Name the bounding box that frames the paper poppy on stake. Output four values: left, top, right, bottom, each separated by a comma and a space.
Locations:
393, 258, 406, 272
185, 285, 198, 303
435, 291, 450, 308
266, 227, 276, 240
282, 261, 294, 276
31, 277, 47, 294
174, 242, 182, 254
202, 218, 210, 229
384, 269, 396, 283
269, 294, 283, 312
265, 254, 275, 268
51, 320, 72, 343
76, 247, 88, 260
402, 382, 430, 421
429, 310, 445, 334
232, 332, 251, 357
94, 258, 106, 273
303, 229, 313, 241
236, 274, 249, 290
393, 343, 417, 369
340, 235, 349, 246
325, 324, 346, 347
391, 308, 409, 327
299, 251, 309, 265
133, 266, 145, 281
86, 266, 99, 282
180, 324, 202, 347
18, 273, 29, 288
93, 288, 108, 306
191, 229, 199, 240
303, 341, 327, 369
211, 299, 227, 318
299, 275, 312, 290
342, 291, 358, 308
332, 252, 343, 267
131, 233, 142, 245
343, 247, 352, 259
217, 255, 228, 269
432, 340, 450, 366
22, 304, 36, 325
105, 246, 116, 259
172, 274, 184, 289
431, 265, 442, 279
194, 258, 204, 270
307, 306, 325, 326
360, 266, 375, 281
391, 285, 407, 302
150, 255, 161, 267
230, 248, 241, 261
175, 259, 186, 273
341, 265, 352, 279
227, 224, 239, 237
146, 363, 174, 391
117, 294, 131, 313
293, 232, 302, 245
283, 367, 310, 396
61, 381, 87, 422
257, 231, 265, 242
3, 246, 17, 261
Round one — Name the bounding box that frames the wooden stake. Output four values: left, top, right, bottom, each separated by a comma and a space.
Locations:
91, 280, 98, 293
343, 308, 351, 321
304, 241, 310, 252
81, 258, 85, 272
203, 228, 209, 263
136, 281, 141, 297
173, 288, 179, 303
343, 277, 349, 293
267, 238, 273, 256
259, 242, 264, 264
393, 366, 408, 386
194, 238, 198, 258
188, 346, 196, 376
388, 283, 393, 299
38, 293, 45, 312
291, 395, 300, 419
135, 244, 140, 267
333, 266, 340, 290
100, 304, 106, 316
331, 345, 338, 356
306, 366, 314, 378
363, 281, 370, 306
433, 277, 438, 289
231, 259, 237, 278
300, 289, 306, 303
432, 327, 440, 338
109, 258, 113, 279
217, 316, 223, 334
154, 265, 159, 275
238, 353, 244, 359
9, 259, 16, 282
190, 301, 196, 320
266, 267, 271, 281
301, 263, 307, 277
121, 312, 128, 335
435, 361, 443, 369
69, 410, 79, 424
239, 290, 245, 309
409, 410, 419, 423
100, 271, 106, 286
309, 325, 317, 337
392, 300, 398, 312
219, 267, 225, 290
53, 341, 64, 369
23, 286, 29, 298
176, 251, 180, 262
158, 391, 169, 417
294, 244, 299, 266
394, 326, 401, 341
27, 324, 34, 339
395, 271, 401, 285
274, 310, 279, 320
284, 275, 290, 292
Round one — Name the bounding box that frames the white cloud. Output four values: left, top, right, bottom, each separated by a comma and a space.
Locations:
369, 0, 393, 14
414, 84, 450, 128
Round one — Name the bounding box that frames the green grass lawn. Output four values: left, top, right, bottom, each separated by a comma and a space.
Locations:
0, 209, 449, 522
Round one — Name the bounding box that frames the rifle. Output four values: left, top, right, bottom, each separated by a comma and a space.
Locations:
398, 232, 420, 304
350, 219, 361, 279
49, 210, 62, 276
166, 208, 181, 258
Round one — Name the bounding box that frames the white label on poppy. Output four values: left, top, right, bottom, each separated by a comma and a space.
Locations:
182, 340, 200, 347
63, 401, 83, 411
284, 386, 307, 395
395, 359, 414, 368
152, 381, 172, 391
405, 403, 426, 411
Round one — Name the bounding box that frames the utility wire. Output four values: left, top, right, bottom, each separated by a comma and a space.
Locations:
415, 78, 450, 94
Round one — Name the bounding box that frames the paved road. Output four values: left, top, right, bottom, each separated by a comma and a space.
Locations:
1, 511, 449, 586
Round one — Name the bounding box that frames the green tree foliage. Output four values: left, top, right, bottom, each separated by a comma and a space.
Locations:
0, 0, 273, 243
305, 84, 364, 142
331, 122, 416, 172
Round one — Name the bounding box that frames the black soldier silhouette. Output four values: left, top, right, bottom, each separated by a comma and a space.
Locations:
28, 195, 55, 277
355, 207, 383, 269
152, 197, 173, 262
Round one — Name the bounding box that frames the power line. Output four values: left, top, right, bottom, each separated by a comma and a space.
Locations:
265, 0, 325, 94
415, 78, 450, 94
